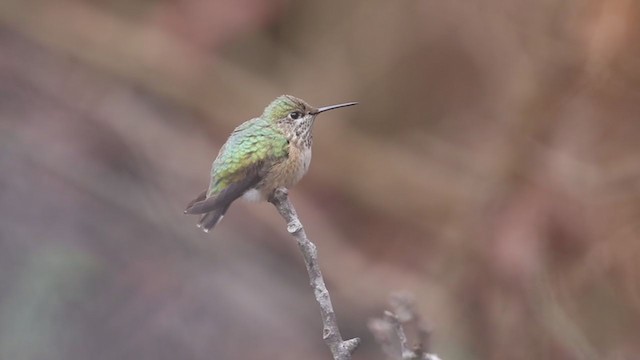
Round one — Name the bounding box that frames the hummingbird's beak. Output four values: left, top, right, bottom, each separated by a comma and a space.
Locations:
312, 102, 358, 115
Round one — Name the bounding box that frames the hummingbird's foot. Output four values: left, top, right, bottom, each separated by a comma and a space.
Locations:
268, 188, 289, 203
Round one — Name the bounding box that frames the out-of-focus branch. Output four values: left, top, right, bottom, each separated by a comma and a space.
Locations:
269, 188, 360, 360
369, 292, 441, 360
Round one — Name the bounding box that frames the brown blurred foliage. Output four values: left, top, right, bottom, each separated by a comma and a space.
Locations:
1, 0, 639, 359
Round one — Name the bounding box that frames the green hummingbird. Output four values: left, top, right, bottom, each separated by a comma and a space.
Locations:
184, 95, 357, 232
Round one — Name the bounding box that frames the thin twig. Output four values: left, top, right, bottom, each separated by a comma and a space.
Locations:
390, 292, 433, 357
369, 292, 442, 360
269, 188, 360, 360
384, 311, 415, 359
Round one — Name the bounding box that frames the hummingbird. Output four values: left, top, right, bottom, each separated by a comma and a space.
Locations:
184, 95, 357, 232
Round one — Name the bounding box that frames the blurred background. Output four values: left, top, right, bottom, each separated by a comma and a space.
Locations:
1, 0, 640, 359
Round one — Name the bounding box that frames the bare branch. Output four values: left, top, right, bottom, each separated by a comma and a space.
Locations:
384, 310, 415, 359
389, 292, 433, 357
269, 188, 360, 360
369, 292, 442, 360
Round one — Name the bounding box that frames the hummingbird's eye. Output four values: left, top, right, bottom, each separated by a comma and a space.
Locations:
289, 111, 302, 120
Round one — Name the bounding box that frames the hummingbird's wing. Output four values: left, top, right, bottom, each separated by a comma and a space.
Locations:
186, 160, 266, 232
184, 160, 266, 215
184, 118, 288, 225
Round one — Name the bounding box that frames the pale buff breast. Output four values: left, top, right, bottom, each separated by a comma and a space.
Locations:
244, 143, 312, 202
269, 143, 311, 189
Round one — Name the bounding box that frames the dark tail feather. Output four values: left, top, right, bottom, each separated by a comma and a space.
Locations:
186, 181, 254, 232
197, 205, 230, 233
185, 189, 207, 211
184, 194, 220, 215
184, 190, 226, 232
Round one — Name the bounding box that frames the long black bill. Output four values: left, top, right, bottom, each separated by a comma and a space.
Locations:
312, 101, 358, 115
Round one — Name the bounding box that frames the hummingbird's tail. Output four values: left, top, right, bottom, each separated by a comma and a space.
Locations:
197, 205, 230, 233
185, 173, 262, 232
184, 189, 232, 233
185, 189, 207, 210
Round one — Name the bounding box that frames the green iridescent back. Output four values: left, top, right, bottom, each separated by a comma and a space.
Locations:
207, 117, 288, 197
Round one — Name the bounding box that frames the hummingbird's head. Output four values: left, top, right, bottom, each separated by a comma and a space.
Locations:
263, 95, 358, 144
263, 95, 313, 125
